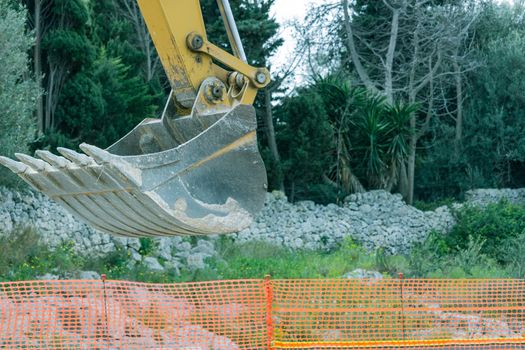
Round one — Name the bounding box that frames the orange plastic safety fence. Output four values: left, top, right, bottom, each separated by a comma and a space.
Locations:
1, 278, 525, 349
0, 279, 267, 349
271, 279, 525, 349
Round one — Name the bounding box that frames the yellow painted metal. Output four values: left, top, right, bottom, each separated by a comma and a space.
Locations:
186, 34, 270, 88
136, 0, 269, 109
136, 0, 213, 109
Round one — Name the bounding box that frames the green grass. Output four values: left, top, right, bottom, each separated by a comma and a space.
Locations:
206, 237, 378, 279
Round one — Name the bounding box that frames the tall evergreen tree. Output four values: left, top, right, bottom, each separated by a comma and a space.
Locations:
0, 0, 39, 186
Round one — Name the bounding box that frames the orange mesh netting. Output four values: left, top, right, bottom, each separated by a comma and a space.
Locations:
271, 278, 525, 349
0, 279, 268, 349
0, 278, 524, 349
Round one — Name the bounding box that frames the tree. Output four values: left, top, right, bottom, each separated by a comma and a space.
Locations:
23, 0, 52, 134
0, 0, 39, 185
415, 2, 525, 199
462, 31, 525, 188
27, 0, 161, 151
277, 88, 335, 203
275, 76, 416, 203
299, 0, 480, 203
316, 77, 416, 193
21, 0, 97, 136
90, 0, 163, 87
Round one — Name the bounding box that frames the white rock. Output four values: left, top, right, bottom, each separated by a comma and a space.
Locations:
142, 257, 164, 272
78, 271, 101, 280
187, 254, 206, 270
129, 249, 142, 262
342, 269, 383, 280
37, 273, 59, 280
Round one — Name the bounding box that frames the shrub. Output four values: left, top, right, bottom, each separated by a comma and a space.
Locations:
0, 226, 84, 281
407, 232, 507, 278
203, 237, 379, 280
0, 226, 43, 278
498, 233, 525, 277
446, 200, 525, 262
139, 237, 156, 256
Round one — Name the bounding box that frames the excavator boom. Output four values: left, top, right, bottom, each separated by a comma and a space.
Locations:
0, 0, 270, 237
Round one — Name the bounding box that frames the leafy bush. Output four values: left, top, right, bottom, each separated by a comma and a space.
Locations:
446, 200, 525, 262
407, 232, 507, 278
139, 237, 156, 256
0, 226, 84, 281
498, 233, 525, 277
81, 244, 129, 277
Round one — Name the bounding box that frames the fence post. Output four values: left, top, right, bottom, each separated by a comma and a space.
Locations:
264, 275, 274, 350
101, 274, 108, 337
398, 272, 406, 341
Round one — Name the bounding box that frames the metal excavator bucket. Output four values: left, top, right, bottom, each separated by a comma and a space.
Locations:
0, 93, 267, 237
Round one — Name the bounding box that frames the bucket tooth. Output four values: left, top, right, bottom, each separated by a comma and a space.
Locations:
57, 148, 96, 166
35, 150, 73, 169
79, 143, 113, 164
80, 143, 142, 186
15, 153, 54, 172
0, 156, 33, 174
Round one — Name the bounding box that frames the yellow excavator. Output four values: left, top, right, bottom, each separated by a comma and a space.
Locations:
0, 0, 271, 237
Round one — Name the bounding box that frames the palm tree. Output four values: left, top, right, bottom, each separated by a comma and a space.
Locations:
314, 75, 416, 193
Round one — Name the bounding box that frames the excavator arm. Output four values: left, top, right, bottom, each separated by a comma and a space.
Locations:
0, 0, 270, 237
138, 0, 269, 109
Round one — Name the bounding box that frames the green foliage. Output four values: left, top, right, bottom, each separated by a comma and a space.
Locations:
138, 237, 156, 256
407, 233, 506, 279
50, 0, 90, 29
416, 4, 525, 200
278, 89, 334, 202
499, 233, 525, 277
82, 246, 129, 276
43, 51, 158, 151
0, 221, 522, 283
27, 0, 160, 152
405, 202, 525, 278
0, 1, 39, 187
348, 94, 416, 190
276, 76, 416, 202
91, 52, 156, 147
447, 201, 525, 261
463, 30, 525, 188
44, 29, 96, 69
206, 237, 377, 279
0, 227, 84, 281
53, 72, 105, 145
413, 197, 456, 211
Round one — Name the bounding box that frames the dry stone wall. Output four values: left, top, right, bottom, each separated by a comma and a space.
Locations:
0, 187, 523, 270
234, 190, 455, 254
